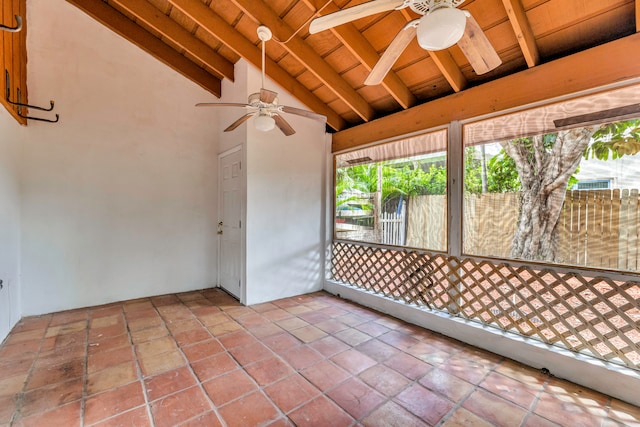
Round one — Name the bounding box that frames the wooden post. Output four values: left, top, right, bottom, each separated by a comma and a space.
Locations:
610, 189, 620, 270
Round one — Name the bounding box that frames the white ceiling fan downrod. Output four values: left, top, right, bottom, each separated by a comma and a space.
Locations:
257, 25, 273, 90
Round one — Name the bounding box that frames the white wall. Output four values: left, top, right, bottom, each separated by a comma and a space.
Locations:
217, 63, 249, 155
0, 108, 24, 342
19, 0, 219, 315
214, 61, 329, 305
244, 65, 329, 305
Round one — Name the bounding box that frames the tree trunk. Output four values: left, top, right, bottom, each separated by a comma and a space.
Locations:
502, 126, 598, 262
480, 145, 488, 193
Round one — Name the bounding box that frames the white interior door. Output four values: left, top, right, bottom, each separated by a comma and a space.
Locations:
218, 148, 243, 299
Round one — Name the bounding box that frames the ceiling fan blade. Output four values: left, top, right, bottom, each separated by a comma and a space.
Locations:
224, 113, 254, 132
365, 20, 418, 86
260, 89, 278, 103
196, 102, 251, 108
457, 13, 502, 75
281, 105, 326, 122
273, 114, 296, 136
309, 0, 405, 34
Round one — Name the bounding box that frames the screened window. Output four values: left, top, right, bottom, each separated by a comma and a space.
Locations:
462, 84, 640, 272
335, 129, 448, 251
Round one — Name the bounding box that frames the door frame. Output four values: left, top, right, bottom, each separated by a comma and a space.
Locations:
217, 145, 246, 303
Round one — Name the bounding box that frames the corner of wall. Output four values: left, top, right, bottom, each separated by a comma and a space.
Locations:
0, 108, 24, 342
218, 60, 250, 154
18, 0, 221, 316
242, 63, 329, 305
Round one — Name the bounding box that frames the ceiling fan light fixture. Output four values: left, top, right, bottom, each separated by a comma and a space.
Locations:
416, 7, 467, 51
254, 113, 276, 132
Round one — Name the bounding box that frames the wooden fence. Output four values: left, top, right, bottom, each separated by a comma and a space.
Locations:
406, 195, 447, 251
407, 189, 640, 271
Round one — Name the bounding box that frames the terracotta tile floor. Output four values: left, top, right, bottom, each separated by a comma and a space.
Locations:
1, 289, 639, 427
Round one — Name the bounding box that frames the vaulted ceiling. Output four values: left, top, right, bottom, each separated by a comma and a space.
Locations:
67, 0, 638, 148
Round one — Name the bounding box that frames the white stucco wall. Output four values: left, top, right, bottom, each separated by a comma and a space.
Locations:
19, 0, 220, 315
217, 63, 249, 155
244, 65, 329, 305
215, 61, 329, 305
0, 109, 24, 342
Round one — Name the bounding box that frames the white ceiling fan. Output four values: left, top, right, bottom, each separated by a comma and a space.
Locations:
309, 0, 502, 86
196, 26, 326, 136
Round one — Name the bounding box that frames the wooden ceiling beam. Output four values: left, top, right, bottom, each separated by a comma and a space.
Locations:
230, 0, 375, 122
166, 0, 345, 131
332, 33, 640, 152
66, 0, 222, 97
501, 0, 540, 67
430, 50, 467, 92
111, 0, 234, 81
307, 0, 417, 109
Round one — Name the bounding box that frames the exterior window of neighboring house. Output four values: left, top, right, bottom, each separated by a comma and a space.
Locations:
573, 179, 611, 190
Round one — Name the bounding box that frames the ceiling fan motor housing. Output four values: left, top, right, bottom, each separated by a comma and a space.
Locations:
408, 0, 465, 15
417, 6, 467, 50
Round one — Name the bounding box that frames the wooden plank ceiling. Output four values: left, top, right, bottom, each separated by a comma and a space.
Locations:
66, 0, 638, 146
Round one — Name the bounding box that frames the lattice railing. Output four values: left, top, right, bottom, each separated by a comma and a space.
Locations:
330, 241, 640, 371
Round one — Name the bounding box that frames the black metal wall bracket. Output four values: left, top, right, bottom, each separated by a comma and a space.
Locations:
17, 104, 60, 123
0, 15, 22, 33
5, 70, 59, 123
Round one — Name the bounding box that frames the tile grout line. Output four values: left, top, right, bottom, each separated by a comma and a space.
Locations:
294, 298, 426, 424
80, 309, 91, 427
124, 294, 227, 424
431, 354, 502, 427
352, 320, 446, 420
9, 314, 54, 426
379, 334, 466, 425
518, 372, 553, 427
160, 291, 232, 426
273, 298, 367, 423
3, 290, 636, 426
125, 298, 157, 427
83, 305, 144, 426
263, 305, 361, 420
222, 296, 364, 424
211, 298, 301, 424
281, 299, 431, 425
